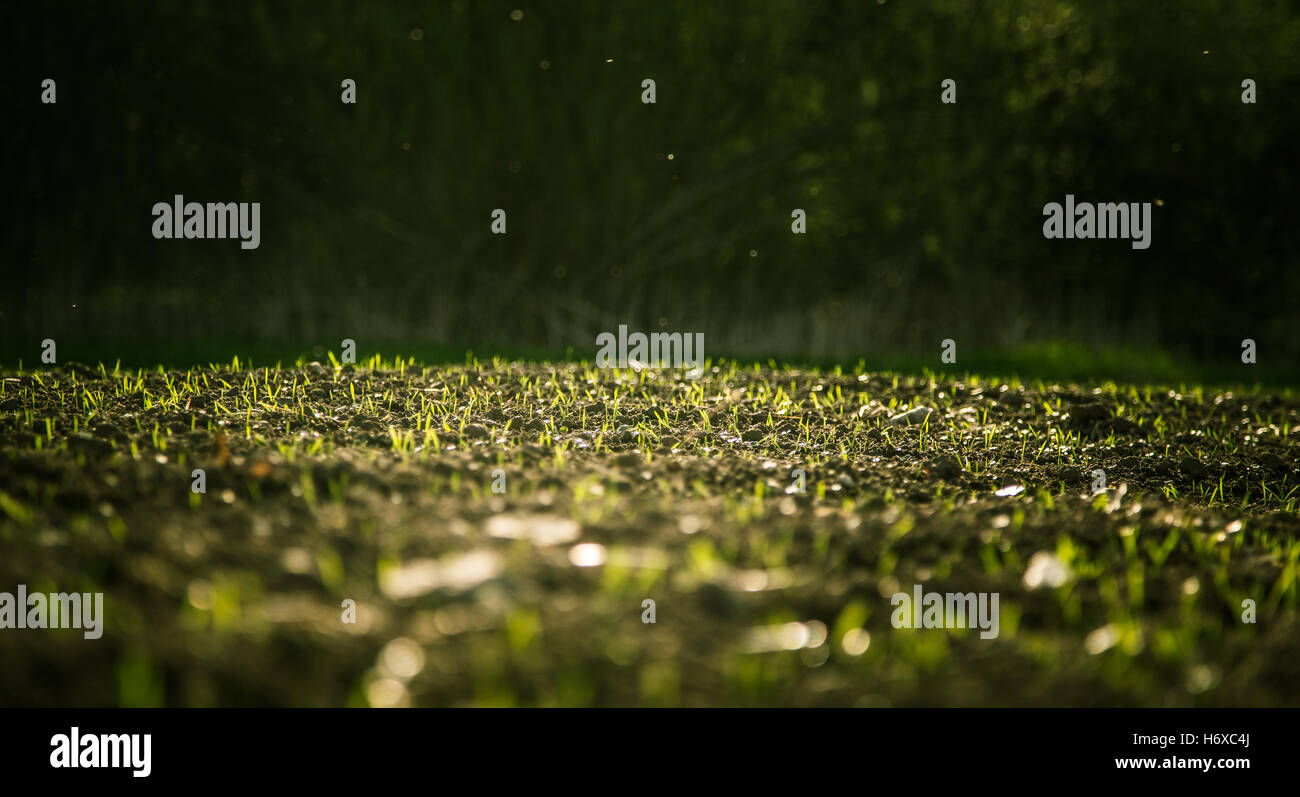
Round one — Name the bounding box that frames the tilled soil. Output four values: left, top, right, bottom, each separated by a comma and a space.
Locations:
1, 360, 1298, 706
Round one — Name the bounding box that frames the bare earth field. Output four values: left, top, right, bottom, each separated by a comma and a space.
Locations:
1, 358, 1298, 706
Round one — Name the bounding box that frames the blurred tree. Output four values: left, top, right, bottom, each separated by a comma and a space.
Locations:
4, 0, 1297, 361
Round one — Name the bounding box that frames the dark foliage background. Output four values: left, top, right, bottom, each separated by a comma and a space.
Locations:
4, 0, 1298, 363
